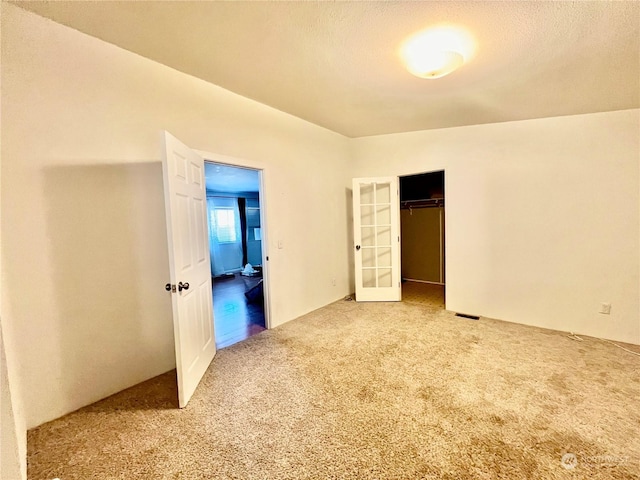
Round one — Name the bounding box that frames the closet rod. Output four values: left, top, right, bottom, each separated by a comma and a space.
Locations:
401, 198, 444, 209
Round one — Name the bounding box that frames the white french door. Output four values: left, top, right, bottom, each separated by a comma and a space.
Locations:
162, 131, 216, 408
352, 177, 401, 302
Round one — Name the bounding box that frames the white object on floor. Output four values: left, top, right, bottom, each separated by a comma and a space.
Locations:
241, 263, 257, 276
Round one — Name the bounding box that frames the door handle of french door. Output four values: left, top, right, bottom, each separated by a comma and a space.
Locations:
178, 282, 190, 292
355, 245, 361, 251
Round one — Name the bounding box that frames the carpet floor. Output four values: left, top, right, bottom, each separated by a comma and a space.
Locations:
28, 300, 640, 479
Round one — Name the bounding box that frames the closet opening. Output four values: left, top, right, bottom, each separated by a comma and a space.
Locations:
399, 170, 445, 309
205, 161, 266, 349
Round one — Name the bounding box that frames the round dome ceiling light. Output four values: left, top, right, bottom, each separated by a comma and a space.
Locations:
400, 25, 476, 79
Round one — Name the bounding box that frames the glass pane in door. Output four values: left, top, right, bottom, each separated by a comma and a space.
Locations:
377, 247, 392, 267
358, 180, 396, 291
376, 227, 392, 246
361, 183, 374, 204
361, 227, 375, 247
377, 268, 392, 287
362, 247, 376, 268
362, 268, 377, 288
376, 205, 391, 225
376, 183, 390, 203
360, 205, 375, 226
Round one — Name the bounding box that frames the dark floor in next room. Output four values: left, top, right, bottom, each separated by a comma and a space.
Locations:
213, 274, 266, 349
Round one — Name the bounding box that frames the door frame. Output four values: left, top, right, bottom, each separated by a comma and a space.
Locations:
398, 168, 447, 308
196, 150, 271, 329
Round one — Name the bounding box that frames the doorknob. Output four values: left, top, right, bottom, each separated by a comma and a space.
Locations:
178, 282, 190, 292
355, 245, 361, 251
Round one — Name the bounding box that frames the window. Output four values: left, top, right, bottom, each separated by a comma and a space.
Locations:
212, 208, 236, 243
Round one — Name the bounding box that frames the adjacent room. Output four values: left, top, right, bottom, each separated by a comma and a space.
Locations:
1, 1, 639, 479
204, 162, 267, 348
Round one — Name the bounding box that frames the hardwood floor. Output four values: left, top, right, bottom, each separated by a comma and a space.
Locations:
213, 274, 266, 349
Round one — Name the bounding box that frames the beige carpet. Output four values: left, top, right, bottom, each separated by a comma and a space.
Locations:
28, 300, 640, 479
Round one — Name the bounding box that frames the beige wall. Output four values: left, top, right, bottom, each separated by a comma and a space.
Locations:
1, 3, 352, 435
0, 4, 25, 477
1, 322, 24, 480
353, 109, 640, 345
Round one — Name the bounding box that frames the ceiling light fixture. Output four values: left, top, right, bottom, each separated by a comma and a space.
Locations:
400, 25, 476, 79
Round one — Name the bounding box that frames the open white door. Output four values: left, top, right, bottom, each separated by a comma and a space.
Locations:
162, 131, 215, 408
353, 177, 401, 302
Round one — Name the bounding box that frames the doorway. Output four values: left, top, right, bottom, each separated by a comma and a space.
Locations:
205, 161, 267, 348
399, 171, 445, 309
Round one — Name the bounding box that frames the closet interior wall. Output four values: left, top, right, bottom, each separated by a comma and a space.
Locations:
400, 172, 445, 285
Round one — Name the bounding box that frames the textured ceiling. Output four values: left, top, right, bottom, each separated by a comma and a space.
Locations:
12, 1, 640, 137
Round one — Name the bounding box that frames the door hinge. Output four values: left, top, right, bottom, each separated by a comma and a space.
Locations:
165, 283, 176, 293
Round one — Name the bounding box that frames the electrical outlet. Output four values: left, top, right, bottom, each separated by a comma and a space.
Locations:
331, 278, 336, 286
599, 303, 611, 315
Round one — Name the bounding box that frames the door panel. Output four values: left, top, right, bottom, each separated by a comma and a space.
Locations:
352, 177, 401, 302
162, 131, 216, 408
